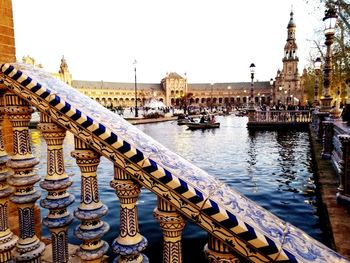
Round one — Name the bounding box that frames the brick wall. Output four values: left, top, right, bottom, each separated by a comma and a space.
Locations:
0, 0, 16, 64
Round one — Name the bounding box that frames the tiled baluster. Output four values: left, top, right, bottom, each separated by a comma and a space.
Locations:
337, 135, 350, 206
0, 91, 18, 262
204, 235, 240, 263
38, 114, 75, 263
316, 112, 329, 142
322, 120, 334, 159
5, 93, 45, 262
153, 197, 185, 263
71, 137, 109, 262
110, 166, 148, 262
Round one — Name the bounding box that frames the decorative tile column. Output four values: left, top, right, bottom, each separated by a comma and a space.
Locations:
321, 120, 334, 159
38, 114, 75, 263
315, 112, 329, 142
204, 235, 240, 263
5, 93, 45, 262
337, 135, 350, 206
110, 166, 148, 262
71, 137, 109, 262
0, 90, 18, 262
153, 197, 185, 263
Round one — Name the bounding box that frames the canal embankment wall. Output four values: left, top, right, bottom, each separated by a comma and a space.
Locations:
309, 126, 350, 259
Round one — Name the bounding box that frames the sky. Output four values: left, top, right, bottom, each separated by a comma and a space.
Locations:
12, 0, 324, 84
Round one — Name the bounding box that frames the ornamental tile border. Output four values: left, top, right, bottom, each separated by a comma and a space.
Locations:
0, 63, 349, 263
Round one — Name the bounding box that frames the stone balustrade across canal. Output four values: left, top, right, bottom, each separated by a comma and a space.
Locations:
247, 109, 312, 129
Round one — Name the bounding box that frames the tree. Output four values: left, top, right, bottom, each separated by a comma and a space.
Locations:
303, 0, 350, 104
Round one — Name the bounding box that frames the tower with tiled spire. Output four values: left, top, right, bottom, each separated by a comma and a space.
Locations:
275, 9, 302, 106
282, 9, 301, 105
0, 0, 16, 63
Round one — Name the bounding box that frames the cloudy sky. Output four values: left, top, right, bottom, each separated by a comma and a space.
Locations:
12, 0, 323, 84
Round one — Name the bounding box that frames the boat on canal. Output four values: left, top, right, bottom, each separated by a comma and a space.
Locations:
177, 118, 192, 125
177, 114, 195, 125
185, 121, 220, 130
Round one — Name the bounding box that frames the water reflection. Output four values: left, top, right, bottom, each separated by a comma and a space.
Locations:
29, 115, 327, 262
247, 130, 258, 193
137, 116, 325, 244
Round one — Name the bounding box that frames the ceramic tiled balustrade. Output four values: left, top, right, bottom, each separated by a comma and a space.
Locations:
0, 63, 349, 263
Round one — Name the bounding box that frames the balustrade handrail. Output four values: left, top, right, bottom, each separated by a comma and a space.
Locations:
255, 110, 310, 112
0, 63, 348, 262
252, 109, 312, 123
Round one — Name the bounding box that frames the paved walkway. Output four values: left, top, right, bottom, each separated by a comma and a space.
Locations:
310, 129, 350, 259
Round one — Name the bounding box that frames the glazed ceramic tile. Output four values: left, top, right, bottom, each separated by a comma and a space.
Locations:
280, 223, 348, 262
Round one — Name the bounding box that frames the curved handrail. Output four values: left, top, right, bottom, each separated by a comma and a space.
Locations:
0, 63, 348, 262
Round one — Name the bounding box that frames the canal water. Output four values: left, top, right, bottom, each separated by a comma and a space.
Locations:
31, 115, 326, 262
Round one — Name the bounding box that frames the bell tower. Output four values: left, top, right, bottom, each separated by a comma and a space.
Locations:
0, 0, 16, 63
281, 9, 301, 105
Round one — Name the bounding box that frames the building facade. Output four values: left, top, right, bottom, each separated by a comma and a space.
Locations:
48, 10, 305, 109
70, 68, 274, 109
57, 57, 279, 109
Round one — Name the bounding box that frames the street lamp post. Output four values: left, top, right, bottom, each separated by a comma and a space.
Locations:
320, 5, 337, 111
227, 85, 232, 112
184, 72, 188, 115
247, 63, 256, 122
314, 57, 322, 107
249, 63, 256, 109
133, 60, 138, 117
269, 78, 274, 106
210, 82, 214, 112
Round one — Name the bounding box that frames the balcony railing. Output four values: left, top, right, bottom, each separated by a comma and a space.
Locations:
0, 62, 348, 263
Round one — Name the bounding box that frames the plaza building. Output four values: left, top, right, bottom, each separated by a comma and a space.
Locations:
70, 69, 274, 109
32, 10, 305, 109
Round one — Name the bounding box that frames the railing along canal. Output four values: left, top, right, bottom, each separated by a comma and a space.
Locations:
314, 113, 350, 208
0, 63, 348, 263
247, 110, 312, 130
251, 110, 312, 123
